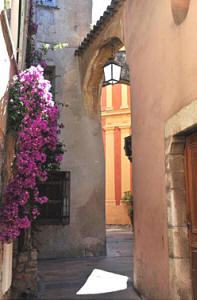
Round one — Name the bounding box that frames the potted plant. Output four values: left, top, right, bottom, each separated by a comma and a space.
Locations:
121, 191, 133, 224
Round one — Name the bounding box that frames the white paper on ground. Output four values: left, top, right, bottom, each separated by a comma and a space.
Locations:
76, 269, 128, 295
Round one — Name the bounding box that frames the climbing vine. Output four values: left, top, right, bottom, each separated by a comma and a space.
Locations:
0, 65, 64, 243
0, 0, 68, 243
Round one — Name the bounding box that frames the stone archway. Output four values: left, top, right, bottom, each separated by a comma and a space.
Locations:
76, 0, 126, 120
80, 37, 123, 119
74, 0, 127, 255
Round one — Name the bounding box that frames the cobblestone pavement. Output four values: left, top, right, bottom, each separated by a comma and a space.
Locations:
38, 227, 142, 300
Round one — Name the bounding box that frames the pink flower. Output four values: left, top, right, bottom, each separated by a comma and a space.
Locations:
55, 154, 63, 162
1, 65, 64, 243
36, 196, 48, 204
32, 207, 40, 219
18, 216, 31, 229
41, 61, 47, 68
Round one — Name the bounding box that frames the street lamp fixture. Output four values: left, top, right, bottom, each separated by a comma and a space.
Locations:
103, 57, 122, 86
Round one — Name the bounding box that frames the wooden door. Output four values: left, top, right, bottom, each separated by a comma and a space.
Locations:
185, 132, 197, 300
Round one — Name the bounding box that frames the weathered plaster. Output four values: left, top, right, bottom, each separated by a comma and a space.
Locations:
33, 0, 107, 258
124, 0, 197, 299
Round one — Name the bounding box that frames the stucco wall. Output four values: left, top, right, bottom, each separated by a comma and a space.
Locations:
124, 0, 197, 299
0, 8, 19, 299
33, 0, 106, 258
0, 12, 12, 300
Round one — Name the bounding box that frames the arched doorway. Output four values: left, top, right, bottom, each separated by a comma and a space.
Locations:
75, 0, 132, 272
76, 20, 134, 268
100, 48, 132, 227
101, 81, 132, 226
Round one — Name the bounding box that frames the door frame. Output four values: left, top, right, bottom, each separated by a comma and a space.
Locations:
184, 132, 197, 300
164, 100, 197, 300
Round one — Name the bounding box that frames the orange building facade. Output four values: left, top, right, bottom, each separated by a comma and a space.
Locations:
101, 83, 132, 225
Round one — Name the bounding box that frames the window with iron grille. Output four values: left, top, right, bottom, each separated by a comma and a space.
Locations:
37, 171, 70, 225
37, 0, 56, 7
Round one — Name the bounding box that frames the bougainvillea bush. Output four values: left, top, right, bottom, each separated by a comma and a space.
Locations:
0, 65, 64, 243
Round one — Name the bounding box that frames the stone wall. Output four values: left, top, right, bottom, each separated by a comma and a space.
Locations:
164, 100, 197, 300
12, 248, 38, 299
32, 0, 107, 259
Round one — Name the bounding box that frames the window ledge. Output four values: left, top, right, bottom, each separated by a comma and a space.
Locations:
36, 217, 69, 225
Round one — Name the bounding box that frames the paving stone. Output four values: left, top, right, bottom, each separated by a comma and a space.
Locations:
37, 227, 141, 300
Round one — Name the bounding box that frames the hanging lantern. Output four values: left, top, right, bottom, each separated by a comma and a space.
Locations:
103, 57, 122, 85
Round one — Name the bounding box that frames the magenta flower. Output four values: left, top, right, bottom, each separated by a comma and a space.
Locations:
55, 154, 63, 162
0, 65, 64, 243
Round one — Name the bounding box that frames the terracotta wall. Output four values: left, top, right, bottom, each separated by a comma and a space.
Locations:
124, 0, 197, 299
101, 83, 132, 225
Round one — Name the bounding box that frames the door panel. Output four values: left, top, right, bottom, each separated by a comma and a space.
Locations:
185, 132, 197, 300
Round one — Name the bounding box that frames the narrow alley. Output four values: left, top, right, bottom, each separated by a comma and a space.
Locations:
37, 227, 141, 300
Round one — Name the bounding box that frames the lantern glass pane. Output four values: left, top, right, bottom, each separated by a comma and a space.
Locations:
112, 63, 121, 82
104, 64, 112, 82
